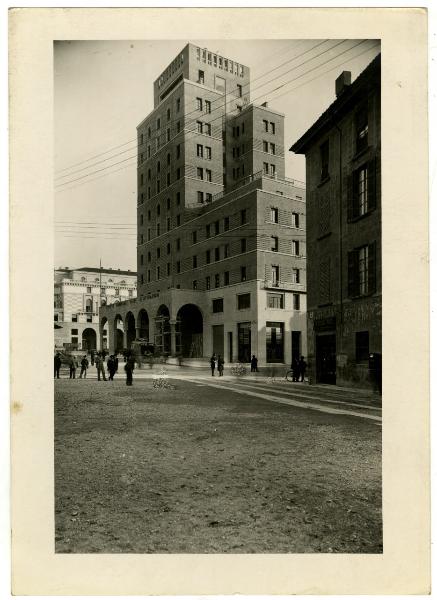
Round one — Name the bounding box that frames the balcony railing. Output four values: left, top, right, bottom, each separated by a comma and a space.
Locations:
264, 280, 305, 292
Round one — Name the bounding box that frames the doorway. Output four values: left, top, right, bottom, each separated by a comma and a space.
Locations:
316, 334, 336, 384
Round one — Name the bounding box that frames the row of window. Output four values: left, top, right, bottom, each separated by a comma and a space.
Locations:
211, 292, 301, 313
196, 97, 212, 113
157, 52, 184, 88
196, 144, 212, 159
262, 120, 276, 134
196, 47, 245, 77
319, 104, 369, 182
141, 266, 249, 287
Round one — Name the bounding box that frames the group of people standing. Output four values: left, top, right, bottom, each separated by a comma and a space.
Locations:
210, 353, 225, 376
54, 351, 135, 386
291, 356, 307, 382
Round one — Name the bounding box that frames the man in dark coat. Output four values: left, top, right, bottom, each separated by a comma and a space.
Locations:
298, 356, 307, 382
250, 355, 258, 372
210, 353, 217, 376
95, 353, 107, 381
79, 355, 89, 378
69, 356, 78, 379
218, 355, 224, 376
124, 355, 135, 386
107, 355, 117, 381
54, 353, 62, 379
292, 357, 300, 382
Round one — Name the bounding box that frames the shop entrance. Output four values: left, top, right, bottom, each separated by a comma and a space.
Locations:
316, 333, 336, 384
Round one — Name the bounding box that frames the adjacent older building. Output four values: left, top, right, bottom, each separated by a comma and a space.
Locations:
100, 43, 307, 368
290, 54, 381, 389
54, 266, 137, 351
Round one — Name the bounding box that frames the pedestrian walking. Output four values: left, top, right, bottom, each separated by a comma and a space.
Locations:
218, 355, 224, 376
210, 353, 217, 376
250, 355, 258, 372
124, 355, 135, 386
69, 356, 78, 379
292, 357, 300, 382
95, 353, 107, 381
79, 355, 89, 378
54, 353, 62, 379
298, 356, 307, 382
107, 355, 117, 381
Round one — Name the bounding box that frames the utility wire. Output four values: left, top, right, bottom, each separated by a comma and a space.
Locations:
55, 40, 327, 176
55, 40, 361, 190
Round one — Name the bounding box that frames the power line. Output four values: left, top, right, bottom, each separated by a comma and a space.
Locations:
55, 40, 359, 190
55, 40, 329, 177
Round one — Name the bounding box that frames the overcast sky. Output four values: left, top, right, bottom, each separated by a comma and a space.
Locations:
54, 38, 380, 272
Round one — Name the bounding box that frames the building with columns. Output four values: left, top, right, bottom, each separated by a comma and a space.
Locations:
100, 43, 307, 368
54, 266, 137, 351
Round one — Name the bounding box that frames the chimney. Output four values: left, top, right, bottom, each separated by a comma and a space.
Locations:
335, 71, 351, 97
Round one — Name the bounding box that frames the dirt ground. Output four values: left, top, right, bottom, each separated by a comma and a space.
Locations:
55, 377, 382, 553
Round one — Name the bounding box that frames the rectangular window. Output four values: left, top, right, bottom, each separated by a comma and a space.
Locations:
192, 230, 197, 244
270, 122, 275, 134
176, 238, 181, 250
269, 164, 276, 176
167, 263, 171, 276
212, 298, 224, 313
223, 243, 230, 258
267, 293, 284, 309
215, 247, 220, 261
205, 100, 211, 114
224, 271, 230, 285
197, 144, 203, 157
206, 223, 211, 238
240, 238, 247, 253
271, 236, 278, 252
270, 142, 276, 155
291, 212, 300, 228
71, 328, 78, 335
176, 168, 181, 180
293, 294, 300, 310
198, 69, 205, 84
176, 97, 181, 112
147, 270, 151, 282
197, 121, 203, 134
177, 120, 181, 133
263, 162, 269, 174
167, 242, 171, 254
176, 144, 181, 159
206, 249, 211, 264
266, 321, 284, 363
356, 105, 369, 154
193, 255, 198, 268
206, 276, 211, 290
176, 191, 181, 205
349, 162, 376, 220
263, 119, 268, 132
240, 209, 247, 225
205, 146, 212, 159
205, 123, 211, 136
272, 265, 279, 285
167, 128, 171, 142
86, 286, 91, 293
214, 220, 220, 235
214, 274, 220, 288
356, 331, 370, 362
263, 140, 268, 152
206, 193, 212, 203
224, 216, 230, 231
156, 223, 160, 236
196, 97, 203, 111
271, 207, 279, 223
156, 247, 161, 258
197, 191, 204, 204
240, 266, 247, 282
156, 266, 160, 279
292, 268, 300, 284
237, 84, 242, 98
166, 172, 171, 186
147, 228, 151, 241
197, 167, 204, 180
157, 117, 161, 130
320, 139, 329, 181
206, 169, 212, 182
193, 280, 198, 290
292, 240, 300, 256
176, 214, 181, 226
176, 261, 181, 274
237, 293, 251, 310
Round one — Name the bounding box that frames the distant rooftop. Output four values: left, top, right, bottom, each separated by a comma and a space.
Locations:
56, 267, 137, 276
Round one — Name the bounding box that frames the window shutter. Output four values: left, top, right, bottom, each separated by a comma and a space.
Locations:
348, 249, 358, 297
368, 242, 377, 294
367, 157, 377, 211
347, 174, 355, 221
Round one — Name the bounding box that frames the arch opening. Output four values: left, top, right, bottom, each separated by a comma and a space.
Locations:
125, 311, 136, 349
176, 304, 203, 358
82, 328, 97, 351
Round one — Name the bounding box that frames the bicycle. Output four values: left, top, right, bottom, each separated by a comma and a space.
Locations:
285, 369, 297, 382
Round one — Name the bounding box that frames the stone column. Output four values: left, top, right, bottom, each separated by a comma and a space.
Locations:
169, 320, 177, 356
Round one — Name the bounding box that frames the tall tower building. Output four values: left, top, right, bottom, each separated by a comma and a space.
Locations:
101, 43, 307, 369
